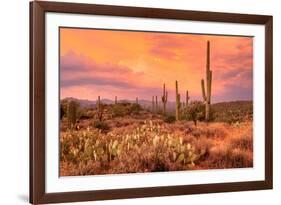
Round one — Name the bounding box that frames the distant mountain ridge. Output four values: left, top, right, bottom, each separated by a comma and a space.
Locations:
62, 97, 166, 109
62, 97, 252, 113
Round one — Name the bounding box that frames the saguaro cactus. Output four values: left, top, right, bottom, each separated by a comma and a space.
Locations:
186, 90, 190, 108
155, 96, 158, 112
201, 41, 212, 121
115, 96, 117, 104
152, 96, 155, 112
175, 80, 181, 121
97, 96, 104, 121
67, 100, 78, 128
136, 97, 138, 104
162, 83, 168, 115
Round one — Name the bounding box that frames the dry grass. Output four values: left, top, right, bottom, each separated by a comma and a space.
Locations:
197, 122, 253, 169
60, 118, 253, 176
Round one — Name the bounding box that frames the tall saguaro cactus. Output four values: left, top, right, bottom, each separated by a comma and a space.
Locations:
97, 96, 104, 121
162, 83, 168, 115
115, 96, 117, 104
175, 80, 181, 121
201, 41, 213, 121
136, 97, 138, 104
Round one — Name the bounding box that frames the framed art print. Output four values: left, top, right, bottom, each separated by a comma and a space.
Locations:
30, 1, 273, 204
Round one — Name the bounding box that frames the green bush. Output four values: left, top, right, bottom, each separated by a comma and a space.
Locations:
183, 101, 215, 125
129, 103, 142, 114
111, 104, 128, 117
183, 101, 205, 126
212, 101, 252, 123
93, 121, 110, 132
164, 115, 176, 123
215, 110, 248, 124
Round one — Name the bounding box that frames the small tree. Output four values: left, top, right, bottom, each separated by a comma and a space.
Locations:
164, 115, 176, 123
66, 100, 79, 128
183, 101, 204, 126
111, 104, 128, 117
129, 103, 142, 114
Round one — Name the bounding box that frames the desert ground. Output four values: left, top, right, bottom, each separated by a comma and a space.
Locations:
59, 100, 253, 176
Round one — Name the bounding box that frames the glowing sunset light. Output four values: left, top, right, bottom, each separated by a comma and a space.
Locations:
60, 28, 253, 103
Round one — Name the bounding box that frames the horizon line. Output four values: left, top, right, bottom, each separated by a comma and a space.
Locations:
60, 96, 253, 104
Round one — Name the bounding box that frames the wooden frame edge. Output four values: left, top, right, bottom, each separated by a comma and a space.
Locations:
30, 1, 46, 204
264, 16, 273, 189
30, 1, 273, 204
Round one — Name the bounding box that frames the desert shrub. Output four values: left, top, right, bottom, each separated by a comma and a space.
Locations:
205, 145, 253, 168
60, 99, 69, 120
60, 121, 204, 176
111, 104, 128, 117
183, 101, 216, 124
76, 107, 86, 120
212, 101, 253, 123
85, 109, 95, 118
66, 100, 80, 128
129, 103, 142, 114
93, 121, 110, 132
215, 110, 251, 124
196, 122, 253, 169
229, 123, 253, 151
164, 115, 176, 123
230, 134, 253, 151
59, 118, 253, 175
190, 123, 227, 139
183, 101, 204, 125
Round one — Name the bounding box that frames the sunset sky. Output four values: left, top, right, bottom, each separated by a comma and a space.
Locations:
60, 27, 253, 103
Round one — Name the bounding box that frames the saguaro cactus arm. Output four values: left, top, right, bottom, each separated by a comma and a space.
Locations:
201, 79, 207, 102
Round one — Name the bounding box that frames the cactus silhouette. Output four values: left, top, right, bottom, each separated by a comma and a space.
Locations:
152, 96, 155, 112
67, 100, 78, 129
186, 90, 190, 108
97, 96, 104, 121
136, 97, 138, 104
201, 41, 212, 121
162, 83, 168, 115
115, 96, 117, 104
175, 80, 181, 121
155, 96, 158, 112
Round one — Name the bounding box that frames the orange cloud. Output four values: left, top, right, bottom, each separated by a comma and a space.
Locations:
60, 28, 253, 103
